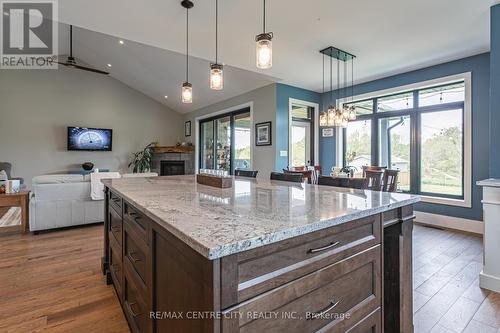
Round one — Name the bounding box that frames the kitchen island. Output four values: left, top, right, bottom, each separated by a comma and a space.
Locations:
101, 175, 420, 333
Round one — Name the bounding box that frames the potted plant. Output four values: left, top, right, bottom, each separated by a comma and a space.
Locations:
129, 142, 156, 173
340, 165, 358, 178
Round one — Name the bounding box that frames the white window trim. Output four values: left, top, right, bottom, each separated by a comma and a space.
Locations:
336, 72, 472, 208
194, 101, 254, 173
288, 98, 319, 167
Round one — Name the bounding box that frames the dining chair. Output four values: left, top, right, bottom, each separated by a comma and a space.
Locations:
364, 170, 384, 191
284, 169, 313, 184
362, 165, 387, 177
270, 172, 304, 183
382, 169, 400, 192
234, 169, 259, 178
317, 176, 367, 189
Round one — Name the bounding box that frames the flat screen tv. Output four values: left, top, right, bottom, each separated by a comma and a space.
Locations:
67, 127, 113, 151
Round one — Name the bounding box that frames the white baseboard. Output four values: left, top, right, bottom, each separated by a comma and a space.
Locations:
414, 211, 484, 235
480, 271, 500, 293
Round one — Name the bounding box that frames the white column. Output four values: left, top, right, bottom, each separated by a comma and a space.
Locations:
477, 179, 500, 293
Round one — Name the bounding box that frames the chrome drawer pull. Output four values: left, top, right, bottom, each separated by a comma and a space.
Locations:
307, 241, 340, 254
127, 302, 141, 317
308, 299, 341, 320
128, 252, 141, 263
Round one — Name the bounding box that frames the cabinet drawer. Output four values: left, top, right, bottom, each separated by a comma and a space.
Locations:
343, 308, 381, 333
109, 191, 122, 214
109, 238, 123, 301
222, 246, 381, 333
221, 215, 381, 307
123, 266, 151, 333
124, 221, 148, 291
109, 207, 122, 246
124, 203, 149, 244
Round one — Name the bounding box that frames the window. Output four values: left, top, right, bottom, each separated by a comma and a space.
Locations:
342, 78, 468, 202
345, 120, 372, 177
290, 103, 315, 167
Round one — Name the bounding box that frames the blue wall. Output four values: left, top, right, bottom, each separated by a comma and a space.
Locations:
275, 83, 321, 171
490, 4, 500, 178
319, 53, 491, 221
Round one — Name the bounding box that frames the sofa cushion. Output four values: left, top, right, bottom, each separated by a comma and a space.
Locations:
32, 174, 85, 184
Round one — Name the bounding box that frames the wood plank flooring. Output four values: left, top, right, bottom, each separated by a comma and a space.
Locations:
0, 225, 130, 333
0, 223, 498, 332
413, 224, 500, 333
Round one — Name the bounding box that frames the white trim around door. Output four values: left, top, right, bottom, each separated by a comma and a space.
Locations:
288, 98, 319, 167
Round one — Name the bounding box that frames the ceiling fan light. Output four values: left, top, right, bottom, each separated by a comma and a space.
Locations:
210, 63, 223, 90
181, 82, 193, 103
256, 33, 273, 69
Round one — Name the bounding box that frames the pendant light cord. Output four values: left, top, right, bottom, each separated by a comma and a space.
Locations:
330, 53, 333, 106
263, 0, 266, 33
215, 0, 218, 64
186, 5, 189, 82
69, 25, 73, 57
351, 58, 354, 102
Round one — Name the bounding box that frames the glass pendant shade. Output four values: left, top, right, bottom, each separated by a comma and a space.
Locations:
319, 112, 328, 127
327, 106, 335, 126
181, 82, 193, 103
256, 33, 272, 69
210, 63, 223, 90
348, 107, 357, 120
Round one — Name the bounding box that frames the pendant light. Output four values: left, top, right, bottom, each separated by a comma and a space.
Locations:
210, 0, 223, 90
181, 0, 194, 103
348, 58, 357, 121
255, 0, 273, 69
319, 54, 328, 127
327, 55, 336, 126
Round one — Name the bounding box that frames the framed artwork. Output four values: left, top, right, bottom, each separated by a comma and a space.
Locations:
255, 121, 272, 146
185, 121, 191, 137
322, 128, 334, 137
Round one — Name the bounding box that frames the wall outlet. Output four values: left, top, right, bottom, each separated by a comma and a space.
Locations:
280, 150, 288, 157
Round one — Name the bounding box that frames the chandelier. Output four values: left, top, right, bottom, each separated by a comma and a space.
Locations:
319, 47, 357, 128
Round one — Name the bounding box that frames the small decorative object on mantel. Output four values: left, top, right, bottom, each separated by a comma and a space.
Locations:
185, 121, 192, 137
255, 121, 272, 146
197, 170, 232, 188
82, 162, 94, 171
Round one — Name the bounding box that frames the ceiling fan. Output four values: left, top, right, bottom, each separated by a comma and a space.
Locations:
57, 25, 109, 75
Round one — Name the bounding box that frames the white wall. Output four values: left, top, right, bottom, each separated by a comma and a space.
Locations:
0, 68, 183, 186
183, 84, 276, 178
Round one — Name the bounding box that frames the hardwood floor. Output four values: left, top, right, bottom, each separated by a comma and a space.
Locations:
0, 225, 130, 333
413, 224, 500, 333
0, 223, 498, 333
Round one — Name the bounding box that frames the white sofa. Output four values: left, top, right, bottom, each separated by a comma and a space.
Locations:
29, 174, 104, 232
29, 172, 158, 232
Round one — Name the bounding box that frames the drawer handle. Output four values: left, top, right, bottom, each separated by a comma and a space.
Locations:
127, 302, 142, 317
307, 241, 340, 254
128, 252, 141, 263
307, 299, 341, 320
112, 197, 120, 203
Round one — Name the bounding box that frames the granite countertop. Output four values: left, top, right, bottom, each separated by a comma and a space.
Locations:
103, 175, 420, 260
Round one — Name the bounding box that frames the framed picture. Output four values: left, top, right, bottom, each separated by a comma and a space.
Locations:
185, 121, 191, 137
322, 128, 334, 137
255, 121, 272, 146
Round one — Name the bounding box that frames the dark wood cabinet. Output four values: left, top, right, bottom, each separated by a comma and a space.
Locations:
102, 188, 414, 333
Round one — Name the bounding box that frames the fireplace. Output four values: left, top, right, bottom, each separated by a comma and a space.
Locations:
160, 161, 185, 176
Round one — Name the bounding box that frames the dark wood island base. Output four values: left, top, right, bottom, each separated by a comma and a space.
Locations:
101, 186, 415, 333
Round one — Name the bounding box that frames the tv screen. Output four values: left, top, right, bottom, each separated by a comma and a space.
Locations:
67, 127, 113, 151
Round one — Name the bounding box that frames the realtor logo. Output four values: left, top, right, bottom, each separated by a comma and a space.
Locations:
1, 0, 58, 69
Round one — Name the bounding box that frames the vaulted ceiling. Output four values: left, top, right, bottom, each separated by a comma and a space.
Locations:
56, 0, 495, 113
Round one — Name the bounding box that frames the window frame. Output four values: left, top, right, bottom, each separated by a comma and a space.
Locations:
337, 73, 472, 207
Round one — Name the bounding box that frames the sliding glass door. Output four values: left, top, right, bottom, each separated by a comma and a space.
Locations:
199, 108, 251, 174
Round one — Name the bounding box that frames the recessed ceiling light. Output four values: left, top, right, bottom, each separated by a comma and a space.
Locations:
107, 64, 112, 67
164, 95, 168, 99
119, 40, 124, 45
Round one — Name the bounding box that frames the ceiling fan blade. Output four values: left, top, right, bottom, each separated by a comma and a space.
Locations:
71, 64, 109, 75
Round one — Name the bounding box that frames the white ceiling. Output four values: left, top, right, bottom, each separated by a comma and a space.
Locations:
57, 25, 277, 113
56, 0, 495, 113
